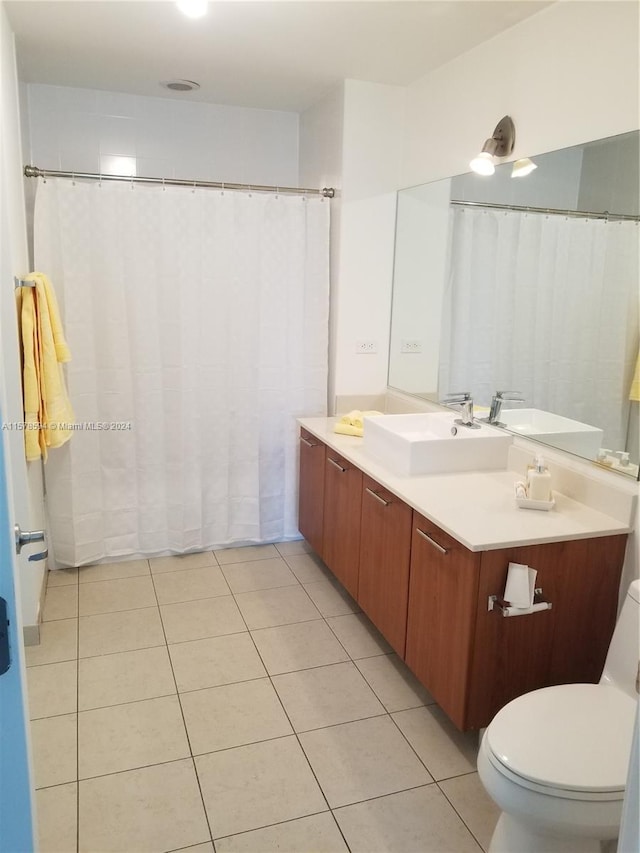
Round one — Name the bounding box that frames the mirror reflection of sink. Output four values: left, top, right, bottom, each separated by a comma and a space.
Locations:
498, 408, 604, 458
364, 412, 512, 475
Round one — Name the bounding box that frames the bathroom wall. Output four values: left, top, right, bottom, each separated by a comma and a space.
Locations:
401, 1, 639, 188
299, 84, 345, 412
319, 2, 639, 404
332, 79, 405, 401
0, 6, 46, 635
24, 83, 299, 185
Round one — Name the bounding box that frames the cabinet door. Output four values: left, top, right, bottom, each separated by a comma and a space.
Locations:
467, 543, 563, 730
405, 513, 481, 730
322, 451, 363, 598
298, 429, 325, 558
358, 475, 412, 656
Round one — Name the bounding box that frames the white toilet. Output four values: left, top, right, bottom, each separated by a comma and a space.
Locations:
478, 579, 640, 853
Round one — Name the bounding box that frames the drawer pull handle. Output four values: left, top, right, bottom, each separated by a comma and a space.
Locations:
365, 487, 391, 506
416, 528, 448, 554
300, 436, 317, 448
327, 457, 347, 473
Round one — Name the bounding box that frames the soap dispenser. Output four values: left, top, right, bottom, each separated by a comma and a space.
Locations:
528, 455, 552, 501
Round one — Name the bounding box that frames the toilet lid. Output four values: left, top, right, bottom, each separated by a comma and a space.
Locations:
487, 684, 637, 793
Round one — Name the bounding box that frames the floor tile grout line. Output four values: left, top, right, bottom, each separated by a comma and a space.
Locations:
437, 779, 487, 852
149, 567, 216, 846
352, 659, 434, 717
226, 587, 348, 847
210, 808, 348, 848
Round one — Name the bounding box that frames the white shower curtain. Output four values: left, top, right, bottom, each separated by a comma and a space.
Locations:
34, 178, 329, 567
439, 207, 639, 449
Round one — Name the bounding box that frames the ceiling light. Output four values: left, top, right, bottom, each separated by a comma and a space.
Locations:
470, 116, 515, 176
511, 158, 538, 178
176, 0, 208, 19
161, 80, 201, 92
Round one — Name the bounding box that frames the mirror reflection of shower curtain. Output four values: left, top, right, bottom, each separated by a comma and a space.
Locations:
438, 207, 639, 451
33, 178, 329, 567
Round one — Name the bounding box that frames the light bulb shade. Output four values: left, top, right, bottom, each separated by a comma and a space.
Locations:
470, 152, 495, 176
512, 158, 538, 178
176, 0, 208, 18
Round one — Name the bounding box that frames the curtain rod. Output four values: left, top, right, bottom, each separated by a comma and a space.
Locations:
23, 165, 335, 198
450, 198, 639, 222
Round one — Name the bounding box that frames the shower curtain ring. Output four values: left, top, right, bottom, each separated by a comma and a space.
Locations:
221, 181, 224, 196
71, 172, 76, 186
162, 177, 166, 192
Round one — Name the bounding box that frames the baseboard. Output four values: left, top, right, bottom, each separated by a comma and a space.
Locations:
23, 623, 40, 646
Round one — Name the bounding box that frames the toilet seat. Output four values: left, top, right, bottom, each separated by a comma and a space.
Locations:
486, 684, 636, 799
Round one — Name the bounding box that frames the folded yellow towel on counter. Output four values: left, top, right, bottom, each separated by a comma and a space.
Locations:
338, 409, 384, 429
334, 410, 384, 437
334, 422, 364, 437
20, 272, 74, 462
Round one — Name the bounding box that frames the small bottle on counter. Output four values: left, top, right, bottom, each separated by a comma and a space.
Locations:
527, 455, 552, 501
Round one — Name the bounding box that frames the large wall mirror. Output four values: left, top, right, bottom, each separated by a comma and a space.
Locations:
389, 131, 640, 479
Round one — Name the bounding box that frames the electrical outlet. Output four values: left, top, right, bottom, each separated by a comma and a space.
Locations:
354, 340, 378, 354
401, 339, 423, 354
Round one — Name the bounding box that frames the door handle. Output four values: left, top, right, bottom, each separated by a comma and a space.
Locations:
0, 597, 10, 675
14, 524, 46, 556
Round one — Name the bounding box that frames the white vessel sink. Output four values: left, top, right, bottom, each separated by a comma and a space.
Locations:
363, 412, 512, 475
499, 408, 603, 458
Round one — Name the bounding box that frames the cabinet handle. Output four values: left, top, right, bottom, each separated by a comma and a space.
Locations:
416, 528, 448, 555
300, 436, 317, 448
327, 457, 347, 473
365, 487, 391, 506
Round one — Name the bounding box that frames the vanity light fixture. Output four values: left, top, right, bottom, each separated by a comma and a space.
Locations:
176, 0, 208, 18
511, 158, 538, 178
470, 116, 515, 176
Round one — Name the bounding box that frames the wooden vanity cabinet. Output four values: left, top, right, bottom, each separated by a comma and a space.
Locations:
405, 513, 481, 730
297, 429, 325, 558
322, 450, 363, 598
297, 428, 628, 732
358, 475, 412, 656
405, 510, 627, 730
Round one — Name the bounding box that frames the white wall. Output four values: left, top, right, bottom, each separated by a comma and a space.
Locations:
402, 2, 639, 187
299, 84, 344, 411
0, 6, 46, 633
24, 84, 299, 187
332, 79, 405, 401
388, 180, 451, 395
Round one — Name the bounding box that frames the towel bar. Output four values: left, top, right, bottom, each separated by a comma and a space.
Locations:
14, 277, 35, 289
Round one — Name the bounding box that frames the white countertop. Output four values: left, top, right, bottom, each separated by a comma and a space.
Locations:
299, 417, 632, 552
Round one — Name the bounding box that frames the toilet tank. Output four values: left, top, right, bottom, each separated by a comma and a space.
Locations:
600, 580, 640, 698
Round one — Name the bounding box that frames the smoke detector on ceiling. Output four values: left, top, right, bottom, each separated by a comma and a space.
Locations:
161, 80, 201, 92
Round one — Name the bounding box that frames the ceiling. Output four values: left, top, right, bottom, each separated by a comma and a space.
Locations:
6, 1, 552, 113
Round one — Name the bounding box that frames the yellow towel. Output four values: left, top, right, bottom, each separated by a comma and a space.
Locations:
20, 273, 74, 461
334, 423, 364, 437
630, 352, 640, 402
338, 410, 384, 430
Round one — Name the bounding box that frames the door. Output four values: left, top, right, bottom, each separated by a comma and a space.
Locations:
0, 400, 35, 852
298, 430, 326, 557
322, 450, 362, 598
358, 475, 412, 656
405, 513, 481, 730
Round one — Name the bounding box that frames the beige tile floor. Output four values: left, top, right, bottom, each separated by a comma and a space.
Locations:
27, 541, 500, 853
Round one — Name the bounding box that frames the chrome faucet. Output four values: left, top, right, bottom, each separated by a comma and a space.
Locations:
439, 391, 480, 429
486, 390, 524, 425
